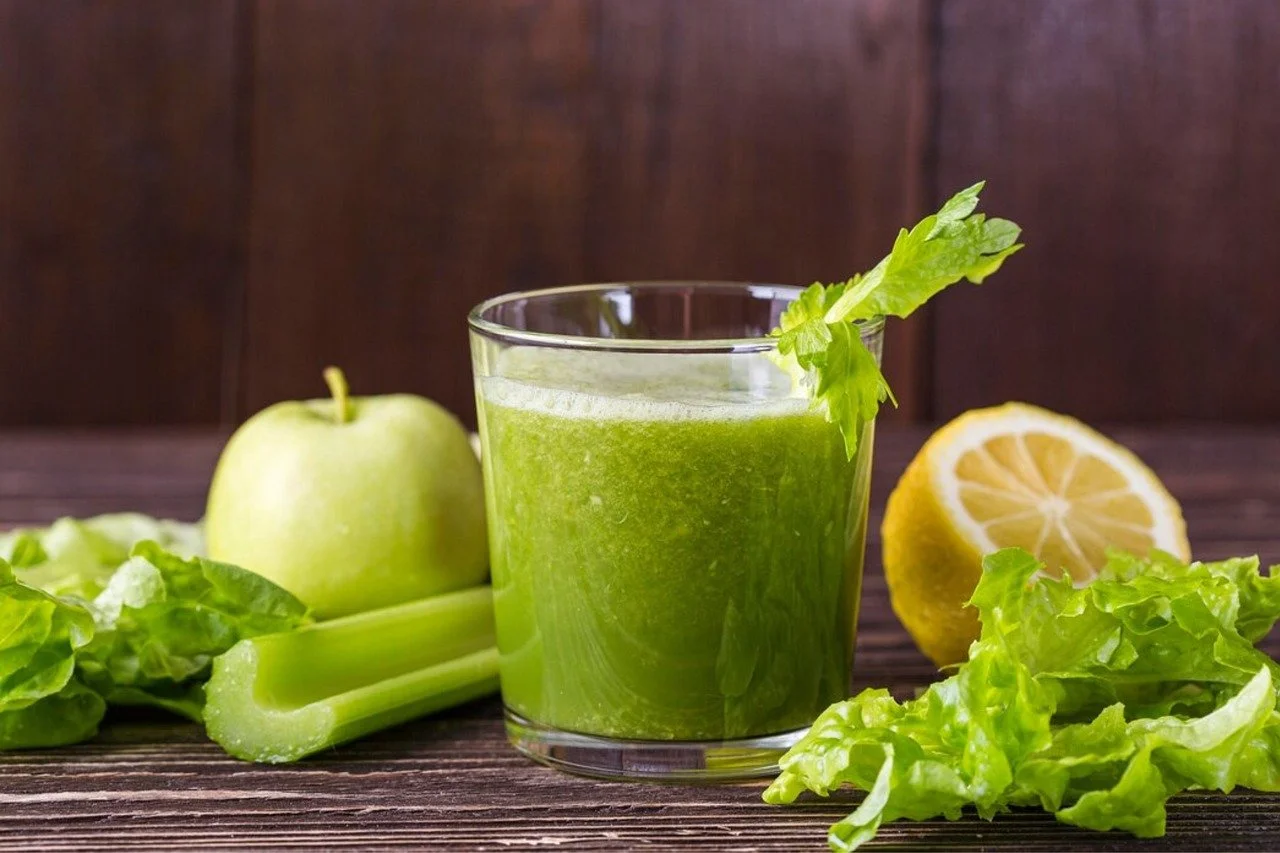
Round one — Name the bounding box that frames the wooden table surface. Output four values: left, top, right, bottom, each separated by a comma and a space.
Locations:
2, 427, 1279, 852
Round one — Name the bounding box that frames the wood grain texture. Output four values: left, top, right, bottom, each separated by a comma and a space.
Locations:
0, 1, 247, 426
930, 0, 1280, 423
1, 1, 1279, 428
243, 0, 595, 423
241, 0, 928, 425
1, 428, 1279, 850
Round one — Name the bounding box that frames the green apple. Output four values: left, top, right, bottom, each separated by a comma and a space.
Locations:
205, 368, 488, 618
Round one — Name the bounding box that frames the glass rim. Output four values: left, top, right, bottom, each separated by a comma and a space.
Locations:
467, 281, 885, 353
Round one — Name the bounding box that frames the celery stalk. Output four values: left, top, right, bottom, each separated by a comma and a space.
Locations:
204, 585, 499, 763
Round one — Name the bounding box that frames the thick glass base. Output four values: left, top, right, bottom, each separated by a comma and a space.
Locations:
504, 708, 804, 783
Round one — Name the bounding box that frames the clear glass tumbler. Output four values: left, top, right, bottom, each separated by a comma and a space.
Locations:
468, 282, 883, 781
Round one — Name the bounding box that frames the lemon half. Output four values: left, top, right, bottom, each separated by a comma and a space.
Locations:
882, 402, 1190, 666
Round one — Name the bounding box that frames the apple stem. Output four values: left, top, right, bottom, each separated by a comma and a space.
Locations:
323, 366, 352, 425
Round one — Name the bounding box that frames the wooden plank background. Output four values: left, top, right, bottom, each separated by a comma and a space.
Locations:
931, 0, 1280, 424
0, 0, 247, 425
1, 0, 1276, 428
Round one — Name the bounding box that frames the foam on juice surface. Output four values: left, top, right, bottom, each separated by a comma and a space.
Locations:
482, 346, 812, 422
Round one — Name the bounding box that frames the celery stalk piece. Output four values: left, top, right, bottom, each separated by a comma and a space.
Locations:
204, 585, 499, 763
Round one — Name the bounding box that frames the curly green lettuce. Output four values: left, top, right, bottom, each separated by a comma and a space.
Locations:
0, 516, 308, 749
0, 513, 204, 601
78, 542, 311, 721
0, 560, 104, 747
765, 548, 1280, 850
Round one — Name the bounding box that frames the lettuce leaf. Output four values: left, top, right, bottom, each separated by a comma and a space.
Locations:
0, 677, 106, 749
765, 548, 1280, 850
0, 518, 307, 747
77, 541, 310, 721
0, 514, 203, 601
0, 560, 106, 748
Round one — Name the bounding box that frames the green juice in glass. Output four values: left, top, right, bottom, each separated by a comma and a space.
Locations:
477, 347, 873, 743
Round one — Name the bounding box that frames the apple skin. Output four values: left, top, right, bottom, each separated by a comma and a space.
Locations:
205, 392, 488, 619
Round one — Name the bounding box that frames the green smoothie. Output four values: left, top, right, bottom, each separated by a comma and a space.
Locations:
477, 347, 872, 742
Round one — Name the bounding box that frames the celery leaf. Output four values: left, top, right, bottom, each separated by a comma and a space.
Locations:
772, 182, 1022, 458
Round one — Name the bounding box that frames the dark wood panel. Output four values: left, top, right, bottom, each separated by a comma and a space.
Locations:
931, 0, 1280, 423
1, 428, 1279, 850
0, 1, 247, 426
243, 0, 596, 422
1, 1, 1278, 428
242, 0, 929, 424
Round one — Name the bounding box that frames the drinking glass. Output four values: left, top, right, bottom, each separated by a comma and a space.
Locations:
469, 282, 883, 781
